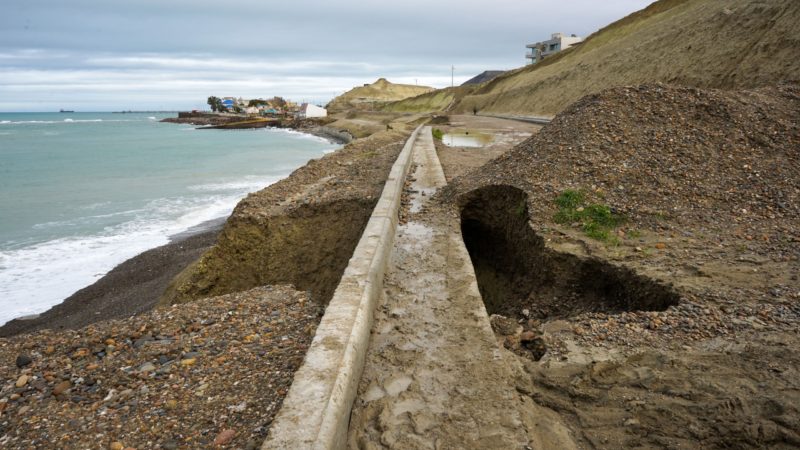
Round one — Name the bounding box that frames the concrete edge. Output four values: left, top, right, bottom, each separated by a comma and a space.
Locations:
262, 125, 424, 450
414, 126, 447, 188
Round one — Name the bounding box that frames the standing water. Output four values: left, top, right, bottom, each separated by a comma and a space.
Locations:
0, 112, 337, 325
441, 130, 493, 147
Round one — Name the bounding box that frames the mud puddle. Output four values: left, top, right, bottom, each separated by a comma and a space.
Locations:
441, 130, 493, 147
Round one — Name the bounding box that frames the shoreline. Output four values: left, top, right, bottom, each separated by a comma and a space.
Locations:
0, 219, 224, 337
0, 123, 346, 338
161, 112, 354, 145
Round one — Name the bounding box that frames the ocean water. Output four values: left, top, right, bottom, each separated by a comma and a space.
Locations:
0, 112, 337, 325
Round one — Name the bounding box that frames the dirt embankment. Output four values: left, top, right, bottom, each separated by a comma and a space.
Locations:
441, 83, 800, 448
382, 85, 477, 114
161, 128, 410, 307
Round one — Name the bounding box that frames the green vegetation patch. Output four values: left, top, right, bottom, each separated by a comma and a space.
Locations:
553, 189, 624, 242
432, 128, 444, 140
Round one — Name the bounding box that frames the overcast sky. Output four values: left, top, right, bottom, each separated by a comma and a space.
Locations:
0, 0, 652, 111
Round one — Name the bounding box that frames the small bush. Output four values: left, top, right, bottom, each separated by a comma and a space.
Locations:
432, 128, 444, 140
555, 189, 584, 209
553, 189, 623, 243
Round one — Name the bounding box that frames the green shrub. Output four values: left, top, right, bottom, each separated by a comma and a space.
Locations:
555, 189, 584, 209
553, 189, 623, 243
432, 128, 444, 140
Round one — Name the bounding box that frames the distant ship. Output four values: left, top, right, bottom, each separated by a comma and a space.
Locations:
59, 109, 75, 113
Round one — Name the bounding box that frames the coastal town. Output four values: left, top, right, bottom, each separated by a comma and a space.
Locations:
204, 96, 327, 119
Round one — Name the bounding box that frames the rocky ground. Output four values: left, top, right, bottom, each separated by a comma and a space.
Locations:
431, 114, 541, 181
0, 285, 319, 449
441, 83, 800, 448
448, 0, 800, 117
160, 113, 244, 126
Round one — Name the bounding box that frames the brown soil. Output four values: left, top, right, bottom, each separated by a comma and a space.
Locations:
0, 285, 318, 449
161, 128, 411, 307
459, 185, 680, 321
471, 0, 800, 116
439, 83, 800, 448
0, 118, 416, 449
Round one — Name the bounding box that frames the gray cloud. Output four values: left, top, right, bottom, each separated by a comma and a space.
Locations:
1, 0, 652, 111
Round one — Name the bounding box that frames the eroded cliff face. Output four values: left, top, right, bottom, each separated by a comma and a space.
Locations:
160, 129, 409, 306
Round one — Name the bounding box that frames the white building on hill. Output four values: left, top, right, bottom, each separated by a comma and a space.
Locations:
526, 33, 583, 64
297, 103, 327, 118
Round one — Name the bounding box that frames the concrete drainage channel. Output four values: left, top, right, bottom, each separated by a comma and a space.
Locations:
262, 125, 423, 449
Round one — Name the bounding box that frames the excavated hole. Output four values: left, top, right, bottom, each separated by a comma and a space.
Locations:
459, 185, 680, 359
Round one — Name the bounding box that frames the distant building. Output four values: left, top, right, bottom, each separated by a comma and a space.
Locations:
221, 98, 236, 110
526, 33, 582, 64
297, 103, 327, 119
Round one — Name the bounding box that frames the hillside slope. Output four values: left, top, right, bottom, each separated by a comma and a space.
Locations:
382, 85, 478, 113
326, 78, 433, 112
390, 0, 800, 116
461, 70, 505, 86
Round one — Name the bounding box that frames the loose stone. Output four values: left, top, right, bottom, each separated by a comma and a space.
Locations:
15, 354, 32, 368
15, 374, 30, 388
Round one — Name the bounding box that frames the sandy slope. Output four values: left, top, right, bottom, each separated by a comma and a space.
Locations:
387, 0, 800, 117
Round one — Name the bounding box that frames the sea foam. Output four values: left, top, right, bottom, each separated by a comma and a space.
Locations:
0, 191, 248, 326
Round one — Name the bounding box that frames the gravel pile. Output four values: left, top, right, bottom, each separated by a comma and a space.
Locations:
552, 295, 800, 351
445, 83, 799, 247
441, 82, 800, 349
0, 285, 319, 449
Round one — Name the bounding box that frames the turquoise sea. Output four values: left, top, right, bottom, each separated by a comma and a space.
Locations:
0, 112, 337, 325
